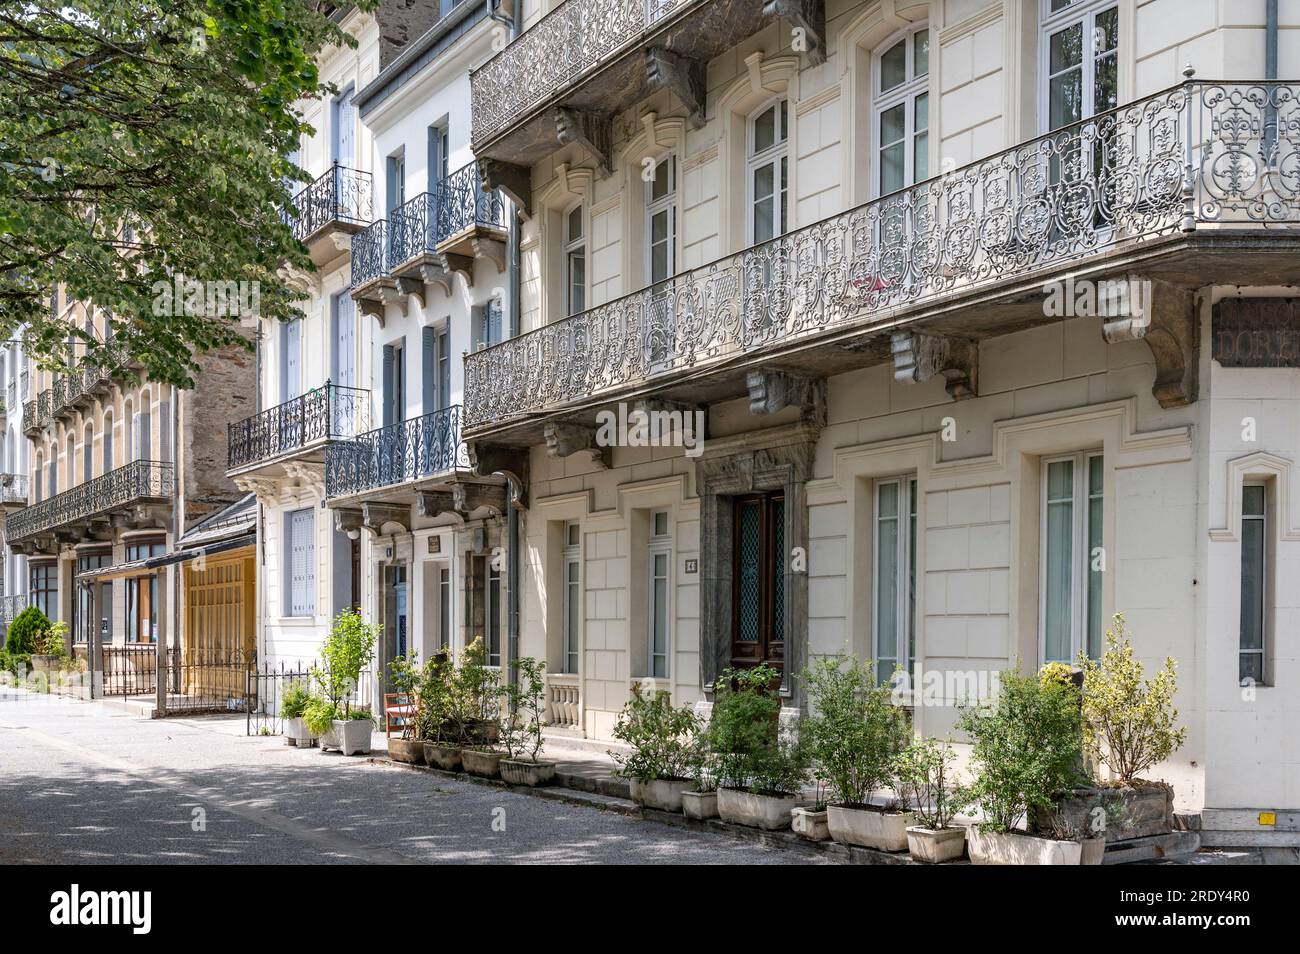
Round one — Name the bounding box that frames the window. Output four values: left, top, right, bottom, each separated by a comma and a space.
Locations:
874, 477, 917, 685
281, 319, 302, 402
645, 157, 676, 285
382, 340, 406, 426
731, 492, 785, 670
475, 298, 503, 350
649, 511, 672, 678
875, 26, 930, 194
1240, 483, 1267, 684
77, 551, 112, 644
102, 411, 113, 473
485, 559, 502, 668
438, 566, 451, 650
437, 328, 451, 408
747, 100, 788, 243
1041, 453, 1104, 662
126, 540, 166, 643
563, 521, 580, 674
564, 204, 586, 316
284, 508, 316, 617
1041, 0, 1118, 131
82, 424, 93, 483
386, 150, 406, 218
30, 562, 57, 620
332, 293, 356, 388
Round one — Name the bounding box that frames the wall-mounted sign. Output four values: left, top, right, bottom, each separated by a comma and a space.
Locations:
1213, 299, 1300, 367
428, 535, 441, 554
684, 558, 698, 574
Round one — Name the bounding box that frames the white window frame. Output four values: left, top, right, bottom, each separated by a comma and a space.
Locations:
872, 24, 931, 197
562, 520, 581, 675
872, 476, 916, 685
1038, 451, 1104, 663
645, 156, 677, 286
563, 202, 586, 317
1240, 481, 1268, 686
1038, 0, 1120, 134
648, 510, 672, 679
746, 97, 789, 245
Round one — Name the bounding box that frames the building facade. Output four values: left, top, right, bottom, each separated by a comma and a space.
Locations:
453, 0, 1300, 846
1, 334, 30, 630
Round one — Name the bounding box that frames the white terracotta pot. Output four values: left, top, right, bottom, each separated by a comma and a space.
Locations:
906, 826, 966, 863
716, 788, 796, 830
283, 717, 318, 746
500, 759, 557, 787
318, 724, 340, 751
681, 790, 718, 820
827, 805, 916, 852
966, 828, 1083, 865
334, 719, 372, 756
791, 807, 831, 841
629, 778, 694, 813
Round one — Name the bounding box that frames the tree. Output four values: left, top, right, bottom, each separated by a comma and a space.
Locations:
0, 0, 373, 387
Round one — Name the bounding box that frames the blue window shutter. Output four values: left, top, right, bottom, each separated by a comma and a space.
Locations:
382, 344, 395, 427
422, 326, 437, 416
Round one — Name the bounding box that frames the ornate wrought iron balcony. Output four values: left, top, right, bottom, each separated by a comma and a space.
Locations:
0, 473, 29, 509
227, 383, 371, 473
435, 162, 508, 244
325, 405, 468, 499
22, 390, 51, 436
464, 80, 1300, 431
378, 163, 509, 279
350, 220, 389, 290
6, 459, 174, 548
286, 163, 373, 244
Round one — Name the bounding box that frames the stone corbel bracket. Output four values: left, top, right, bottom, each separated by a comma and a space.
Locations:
746, 370, 827, 426
479, 158, 532, 219
891, 331, 978, 400
395, 277, 426, 310
467, 442, 530, 510
555, 107, 613, 179
645, 48, 707, 129
1101, 277, 1197, 409
417, 483, 509, 522
361, 502, 411, 535
544, 420, 610, 471
764, 0, 827, 65
437, 251, 476, 285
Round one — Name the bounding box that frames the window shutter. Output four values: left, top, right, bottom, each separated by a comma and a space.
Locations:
437, 329, 451, 409
382, 344, 395, 427
332, 294, 356, 388
422, 326, 437, 416
287, 509, 316, 617
487, 299, 503, 346
158, 401, 171, 462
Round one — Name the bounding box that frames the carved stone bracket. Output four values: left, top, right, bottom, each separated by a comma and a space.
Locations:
416, 260, 453, 296
891, 331, 978, 400
467, 443, 530, 510
334, 507, 365, 536
437, 251, 476, 284
362, 502, 411, 535
645, 48, 707, 129
1102, 277, 1197, 408
417, 483, 509, 522
357, 299, 385, 322
764, 0, 826, 65
555, 107, 613, 178
472, 235, 507, 273
746, 370, 827, 425
416, 490, 462, 522
480, 158, 531, 218
544, 421, 610, 470
396, 277, 426, 309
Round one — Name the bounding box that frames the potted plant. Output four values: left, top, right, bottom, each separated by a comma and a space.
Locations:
957, 667, 1090, 864
499, 657, 557, 786
1034, 616, 1185, 845
454, 638, 505, 777
312, 609, 378, 756
280, 679, 316, 747
896, 736, 966, 863
386, 652, 424, 764
419, 653, 463, 771
801, 655, 913, 851
610, 684, 701, 812
681, 743, 719, 820
706, 664, 806, 830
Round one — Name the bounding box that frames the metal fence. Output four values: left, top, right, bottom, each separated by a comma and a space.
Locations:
245, 661, 373, 736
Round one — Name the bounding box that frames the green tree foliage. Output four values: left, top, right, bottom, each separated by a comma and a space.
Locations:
5, 605, 51, 654
610, 684, 701, 783
0, 0, 374, 386
313, 608, 377, 716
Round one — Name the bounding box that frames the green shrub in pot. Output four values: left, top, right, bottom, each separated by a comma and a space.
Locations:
611, 685, 701, 811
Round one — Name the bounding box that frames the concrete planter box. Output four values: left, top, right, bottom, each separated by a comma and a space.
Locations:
1032, 783, 1174, 843
500, 759, 557, 787
1079, 836, 1105, 865
629, 778, 693, 813
827, 805, 916, 852
30, 654, 61, 674
329, 720, 372, 756
906, 826, 966, 863
717, 788, 796, 830
682, 790, 718, 820
466, 719, 500, 745
423, 742, 463, 771
283, 718, 317, 747
967, 828, 1083, 865
791, 807, 831, 841
461, 749, 503, 778
388, 737, 424, 764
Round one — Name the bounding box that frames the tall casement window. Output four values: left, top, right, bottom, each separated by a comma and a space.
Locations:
484, 558, 502, 667
1041, 453, 1104, 662
437, 328, 451, 408
331, 85, 355, 167
732, 492, 785, 670
747, 99, 788, 244
76, 551, 112, 644
382, 340, 406, 427
331, 293, 356, 388
564, 204, 586, 317
29, 562, 57, 619
648, 510, 672, 678
280, 318, 301, 402
646, 157, 677, 285
126, 540, 166, 642
875, 26, 930, 194
438, 566, 452, 650
1042, 0, 1119, 131
563, 521, 581, 674
874, 477, 917, 684
33, 451, 43, 503
474, 298, 504, 350
102, 411, 114, 472
386, 149, 406, 218
1240, 484, 1268, 684
82, 424, 93, 483
284, 508, 316, 617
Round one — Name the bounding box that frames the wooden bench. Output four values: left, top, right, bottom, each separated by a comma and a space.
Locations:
384, 692, 418, 738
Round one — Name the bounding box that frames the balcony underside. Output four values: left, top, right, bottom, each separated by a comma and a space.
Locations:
329, 473, 509, 535
304, 221, 365, 270
226, 442, 328, 482
11, 501, 172, 557
473, 0, 771, 170
463, 230, 1293, 450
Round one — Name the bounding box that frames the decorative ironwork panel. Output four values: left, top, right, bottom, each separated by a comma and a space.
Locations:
325, 405, 468, 498
285, 164, 373, 242
227, 383, 370, 470
350, 220, 388, 288
389, 193, 436, 268
6, 459, 174, 544
435, 161, 507, 238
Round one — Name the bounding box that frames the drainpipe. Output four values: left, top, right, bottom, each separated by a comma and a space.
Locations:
1266, 0, 1279, 154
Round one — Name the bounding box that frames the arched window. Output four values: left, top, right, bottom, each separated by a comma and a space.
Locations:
747, 98, 789, 244
123, 399, 134, 461
83, 423, 94, 482
102, 410, 114, 473
874, 24, 930, 195
34, 451, 42, 503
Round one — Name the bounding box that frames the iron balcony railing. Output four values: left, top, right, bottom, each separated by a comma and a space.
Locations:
286, 163, 373, 243
0, 595, 26, 634
6, 459, 174, 545
325, 405, 468, 498
350, 220, 388, 288
227, 382, 371, 471
464, 79, 1300, 429
380, 162, 509, 274
0, 473, 29, 506
471, 0, 694, 146
388, 193, 439, 267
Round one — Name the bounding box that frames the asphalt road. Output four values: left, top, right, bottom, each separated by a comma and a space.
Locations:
0, 684, 821, 865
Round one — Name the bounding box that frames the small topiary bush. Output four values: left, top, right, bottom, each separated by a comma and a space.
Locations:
5, 606, 52, 655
